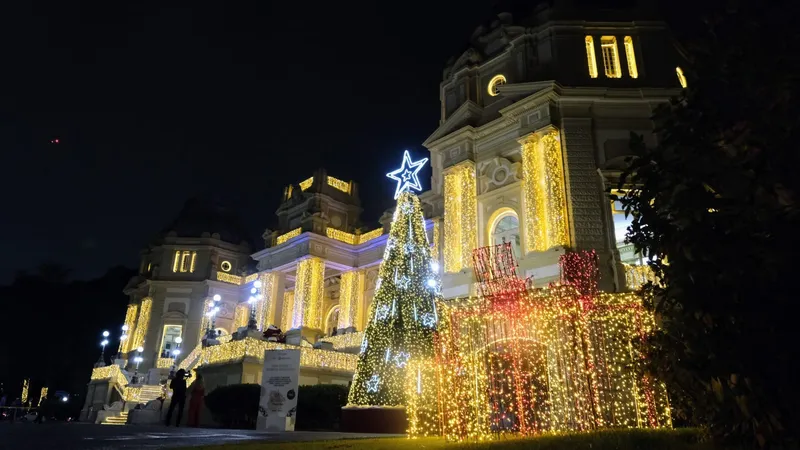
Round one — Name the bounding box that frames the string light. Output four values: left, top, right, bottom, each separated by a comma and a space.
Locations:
276, 228, 302, 245
326, 176, 352, 194
130, 298, 152, 351
319, 331, 365, 350
337, 271, 363, 330
21, 379, 29, 405
233, 303, 249, 330
292, 258, 325, 329
38, 387, 48, 406
255, 272, 278, 330
443, 163, 477, 272
623, 263, 659, 290
520, 128, 570, 252
299, 177, 314, 191
121, 304, 139, 353
217, 271, 242, 285
280, 290, 295, 331
196, 337, 357, 371
407, 250, 671, 441
347, 192, 441, 407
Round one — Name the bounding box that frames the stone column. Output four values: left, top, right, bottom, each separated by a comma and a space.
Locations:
519, 125, 571, 253
256, 271, 285, 329
337, 270, 365, 332
443, 161, 477, 273
292, 257, 326, 340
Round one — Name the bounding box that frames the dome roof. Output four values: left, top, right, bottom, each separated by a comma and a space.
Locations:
160, 195, 252, 247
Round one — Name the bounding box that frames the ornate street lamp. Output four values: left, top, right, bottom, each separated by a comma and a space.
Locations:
205, 294, 222, 341
248, 280, 262, 330
117, 324, 129, 360
97, 330, 110, 365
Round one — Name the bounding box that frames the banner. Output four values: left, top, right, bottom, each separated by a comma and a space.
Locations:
257, 349, 301, 431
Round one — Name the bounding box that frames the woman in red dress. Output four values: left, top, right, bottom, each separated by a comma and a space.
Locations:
187, 374, 205, 427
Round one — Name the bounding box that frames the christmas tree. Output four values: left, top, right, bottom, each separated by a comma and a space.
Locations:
347, 191, 440, 406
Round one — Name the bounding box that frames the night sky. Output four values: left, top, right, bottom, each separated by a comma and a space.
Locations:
0, 1, 498, 283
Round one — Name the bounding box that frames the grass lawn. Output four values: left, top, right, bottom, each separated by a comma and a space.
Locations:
199, 428, 709, 450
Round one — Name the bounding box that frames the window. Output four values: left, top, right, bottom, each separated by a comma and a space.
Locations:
610, 190, 643, 265
624, 36, 638, 78
676, 67, 687, 88
600, 36, 622, 78
488, 208, 521, 258
220, 260, 232, 272
585, 36, 598, 78
159, 325, 183, 358
172, 250, 197, 273
487, 74, 507, 96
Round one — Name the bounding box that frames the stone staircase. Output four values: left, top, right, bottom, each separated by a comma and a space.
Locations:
137, 385, 164, 403
102, 411, 128, 426
100, 385, 163, 426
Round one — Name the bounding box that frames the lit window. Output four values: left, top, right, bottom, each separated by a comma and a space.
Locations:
159, 325, 183, 358
676, 67, 687, 88
624, 36, 638, 78
488, 208, 521, 259
173, 250, 197, 273
487, 74, 506, 96
585, 36, 598, 78
610, 189, 643, 265
600, 36, 622, 78
220, 260, 232, 272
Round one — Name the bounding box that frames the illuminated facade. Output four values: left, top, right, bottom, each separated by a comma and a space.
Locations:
82, 4, 685, 429
420, 5, 684, 297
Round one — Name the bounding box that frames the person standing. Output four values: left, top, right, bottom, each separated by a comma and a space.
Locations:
164, 369, 187, 426
34, 396, 48, 424
187, 374, 205, 427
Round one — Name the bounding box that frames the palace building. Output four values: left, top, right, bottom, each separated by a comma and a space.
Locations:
82, 2, 683, 426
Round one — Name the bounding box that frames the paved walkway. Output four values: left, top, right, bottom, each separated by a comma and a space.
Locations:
0, 422, 393, 449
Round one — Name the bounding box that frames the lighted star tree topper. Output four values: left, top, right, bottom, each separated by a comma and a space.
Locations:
386, 150, 428, 199
347, 155, 440, 407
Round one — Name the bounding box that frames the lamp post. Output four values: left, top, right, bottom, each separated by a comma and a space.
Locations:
135, 347, 144, 370
172, 336, 182, 363
118, 324, 129, 360
248, 280, 262, 330
205, 294, 222, 341
97, 330, 110, 365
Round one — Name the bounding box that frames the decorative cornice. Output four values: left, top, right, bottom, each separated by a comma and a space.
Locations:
423, 101, 482, 148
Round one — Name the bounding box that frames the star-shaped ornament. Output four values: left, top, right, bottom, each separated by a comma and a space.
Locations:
386, 150, 428, 199
393, 351, 410, 368
366, 374, 381, 393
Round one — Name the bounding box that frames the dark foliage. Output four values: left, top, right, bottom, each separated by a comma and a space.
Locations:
204, 383, 349, 430
205, 383, 261, 429
617, 1, 800, 447
0, 264, 135, 409
295, 384, 349, 431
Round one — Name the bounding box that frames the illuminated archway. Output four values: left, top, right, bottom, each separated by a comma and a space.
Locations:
487, 207, 522, 257
324, 305, 340, 336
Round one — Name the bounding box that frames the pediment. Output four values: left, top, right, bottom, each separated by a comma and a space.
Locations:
423, 101, 483, 149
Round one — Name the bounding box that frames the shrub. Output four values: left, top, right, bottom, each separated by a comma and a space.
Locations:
205, 383, 261, 429
295, 384, 349, 431
204, 383, 349, 430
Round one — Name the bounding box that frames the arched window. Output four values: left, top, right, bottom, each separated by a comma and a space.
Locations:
325, 305, 340, 336
488, 208, 522, 258
487, 74, 506, 97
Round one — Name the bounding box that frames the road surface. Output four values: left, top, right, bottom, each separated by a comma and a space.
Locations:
0, 422, 394, 449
